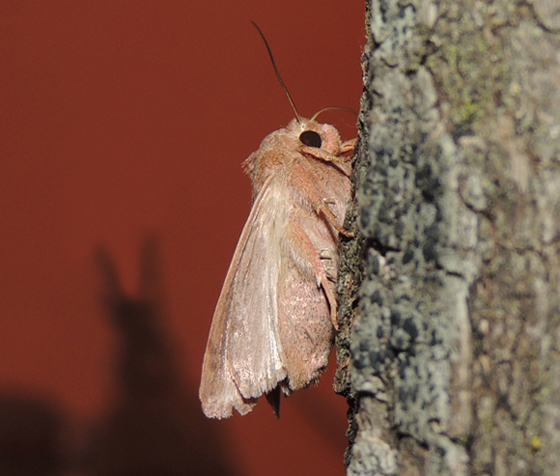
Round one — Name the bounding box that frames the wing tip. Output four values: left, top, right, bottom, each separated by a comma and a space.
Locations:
200, 393, 257, 419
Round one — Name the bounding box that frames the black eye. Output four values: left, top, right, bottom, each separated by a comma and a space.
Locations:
299, 130, 322, 148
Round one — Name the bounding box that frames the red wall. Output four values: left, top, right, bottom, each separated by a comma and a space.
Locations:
0, 2, 365, 475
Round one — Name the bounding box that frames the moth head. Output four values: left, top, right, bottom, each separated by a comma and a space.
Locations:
296, 106, 356, 152
250, 23, 354, 155
295, 118, 342, 155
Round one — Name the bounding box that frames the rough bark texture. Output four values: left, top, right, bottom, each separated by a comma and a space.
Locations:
335, 0, 560, 475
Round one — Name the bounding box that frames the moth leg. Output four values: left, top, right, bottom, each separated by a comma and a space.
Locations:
321, 198, 354, 238
317, 248, 337, 282
317, 248, 334, 264
323, 197, 340, 208
340, 138, 357, 155
285, 219, 339, 329
290, 163, 355, 238
300, 145, 353, 164
319, 198, 355, 238
299, 146, 353, 177
300, 139, 358, 163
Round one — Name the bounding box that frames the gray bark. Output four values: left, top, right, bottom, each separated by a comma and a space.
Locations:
335, 1, 560, 475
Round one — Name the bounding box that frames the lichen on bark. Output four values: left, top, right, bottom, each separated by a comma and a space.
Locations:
336, 1, 560, 475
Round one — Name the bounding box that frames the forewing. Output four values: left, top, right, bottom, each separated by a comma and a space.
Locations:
199, 175, 288, 418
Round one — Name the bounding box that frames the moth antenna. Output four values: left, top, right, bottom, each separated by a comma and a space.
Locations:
311, 106, 357, 123
251, 21, 301, 123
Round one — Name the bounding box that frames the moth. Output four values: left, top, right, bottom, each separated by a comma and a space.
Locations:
199, 23, 355, 419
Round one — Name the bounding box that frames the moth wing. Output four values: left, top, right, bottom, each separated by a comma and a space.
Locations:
276, 218, 338, 391
199, 175, 288, 418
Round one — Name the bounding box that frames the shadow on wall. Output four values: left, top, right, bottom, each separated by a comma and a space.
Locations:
85, 236, 238, 476
0, 394, 64, 476
0, 236, 238, 476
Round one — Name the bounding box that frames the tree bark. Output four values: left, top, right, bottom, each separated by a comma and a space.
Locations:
335, 0, 560, 474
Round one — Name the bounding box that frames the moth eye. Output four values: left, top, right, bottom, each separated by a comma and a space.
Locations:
299, 130, 322, 148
